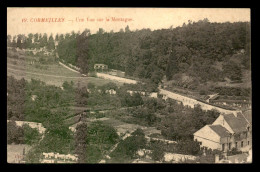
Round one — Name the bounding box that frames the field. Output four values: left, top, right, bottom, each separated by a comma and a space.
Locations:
7, 54, 123, 87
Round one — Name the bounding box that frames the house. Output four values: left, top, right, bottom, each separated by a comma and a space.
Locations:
94, 64, 108, 72
194, 110, 252, 153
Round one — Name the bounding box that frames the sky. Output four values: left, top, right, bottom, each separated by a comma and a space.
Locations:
7, 8, 250, 36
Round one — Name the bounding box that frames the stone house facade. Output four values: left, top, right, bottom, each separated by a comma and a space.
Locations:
193, 111, 252, 152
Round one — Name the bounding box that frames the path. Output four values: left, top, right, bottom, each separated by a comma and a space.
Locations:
96, 73, 137, 84
58, 61, 80, 74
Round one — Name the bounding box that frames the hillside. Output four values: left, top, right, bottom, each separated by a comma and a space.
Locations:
54, 19, 250, 90
7, 48, 123, 87
7, 19, 251, 110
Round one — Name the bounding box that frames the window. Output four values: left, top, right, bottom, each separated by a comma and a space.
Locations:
229, 143, 231, 150
241, 141, 244, 148
248, 141, 250, 145
222, 144, 225, 151
235, 142, 238, 148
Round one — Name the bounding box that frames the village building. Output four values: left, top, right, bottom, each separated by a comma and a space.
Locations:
193, 110, 252, 153
94, 64, 108, 72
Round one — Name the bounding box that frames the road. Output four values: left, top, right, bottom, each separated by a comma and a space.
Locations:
58, 61, 80, 74
159, 88, 240, 114
96, 72, 137, 84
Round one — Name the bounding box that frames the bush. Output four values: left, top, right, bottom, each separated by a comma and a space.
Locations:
7, 121, 24, 144
87, 82, 95, 90
151, 142, 165, 162
227, 148, 242, 156
23, 124, 42, 145
110, 128, 146, 160
175, 139, 201, 156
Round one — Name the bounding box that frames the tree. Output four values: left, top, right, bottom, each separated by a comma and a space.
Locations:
55, 34, 59, 41
59, 34, 64, 42
16, 34, 22, 49
97, 28, 105, 34
40, 33, 48, 47
75, 122, 88, 163
26, 33, 34, 48
11, 35, 17, 47
151, 141, 165, 162
166, 51, 179, 80
125, 25, 130, 33
23, 124, 41, 145
47, 34, 55, 50
132, 128, 145, 137
34, 33, 39, 42
223, 62, 242, 82
110, 128, 146, 161
176, 139, 201, 155
7, 121, 24, 144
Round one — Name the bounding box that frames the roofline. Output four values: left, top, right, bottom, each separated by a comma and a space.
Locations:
216, 114, 235, 134
222, 113, 251, 132
208, 124, 231, 138
193, 125, 209, 135
239, 111, 251, 125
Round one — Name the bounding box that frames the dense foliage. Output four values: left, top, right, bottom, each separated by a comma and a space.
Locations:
110, 128, 146, 162
7, 121, 41, 145
54, 20, 250, 86
8, 19, 250, 88
75, 121, 119, 163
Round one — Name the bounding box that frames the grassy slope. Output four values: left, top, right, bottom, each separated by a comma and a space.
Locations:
7, 55, 123, 87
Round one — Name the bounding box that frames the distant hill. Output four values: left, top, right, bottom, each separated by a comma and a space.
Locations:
8, 19, 251, 90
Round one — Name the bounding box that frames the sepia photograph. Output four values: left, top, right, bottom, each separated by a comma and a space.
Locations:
7, 8, 251, 164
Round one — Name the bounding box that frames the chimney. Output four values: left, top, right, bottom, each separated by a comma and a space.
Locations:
215, 154, 219, 163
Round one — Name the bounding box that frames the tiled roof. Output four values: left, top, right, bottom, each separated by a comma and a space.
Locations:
209, 125, 231, 137
242, 110, 252, 124
222, 113, 250, 133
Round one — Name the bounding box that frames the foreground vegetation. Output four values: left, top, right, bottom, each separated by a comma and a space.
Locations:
8, 75, 223, 163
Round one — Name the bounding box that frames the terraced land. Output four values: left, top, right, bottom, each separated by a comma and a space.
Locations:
7, 56, 123, 87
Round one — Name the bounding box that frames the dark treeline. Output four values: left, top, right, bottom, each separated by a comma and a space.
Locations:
56, 19, 250, 85
8, 19, 250, 87
7, 33, 55, 51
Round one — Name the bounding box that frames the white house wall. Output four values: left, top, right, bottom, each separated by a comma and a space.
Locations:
194, 125, 221, 150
